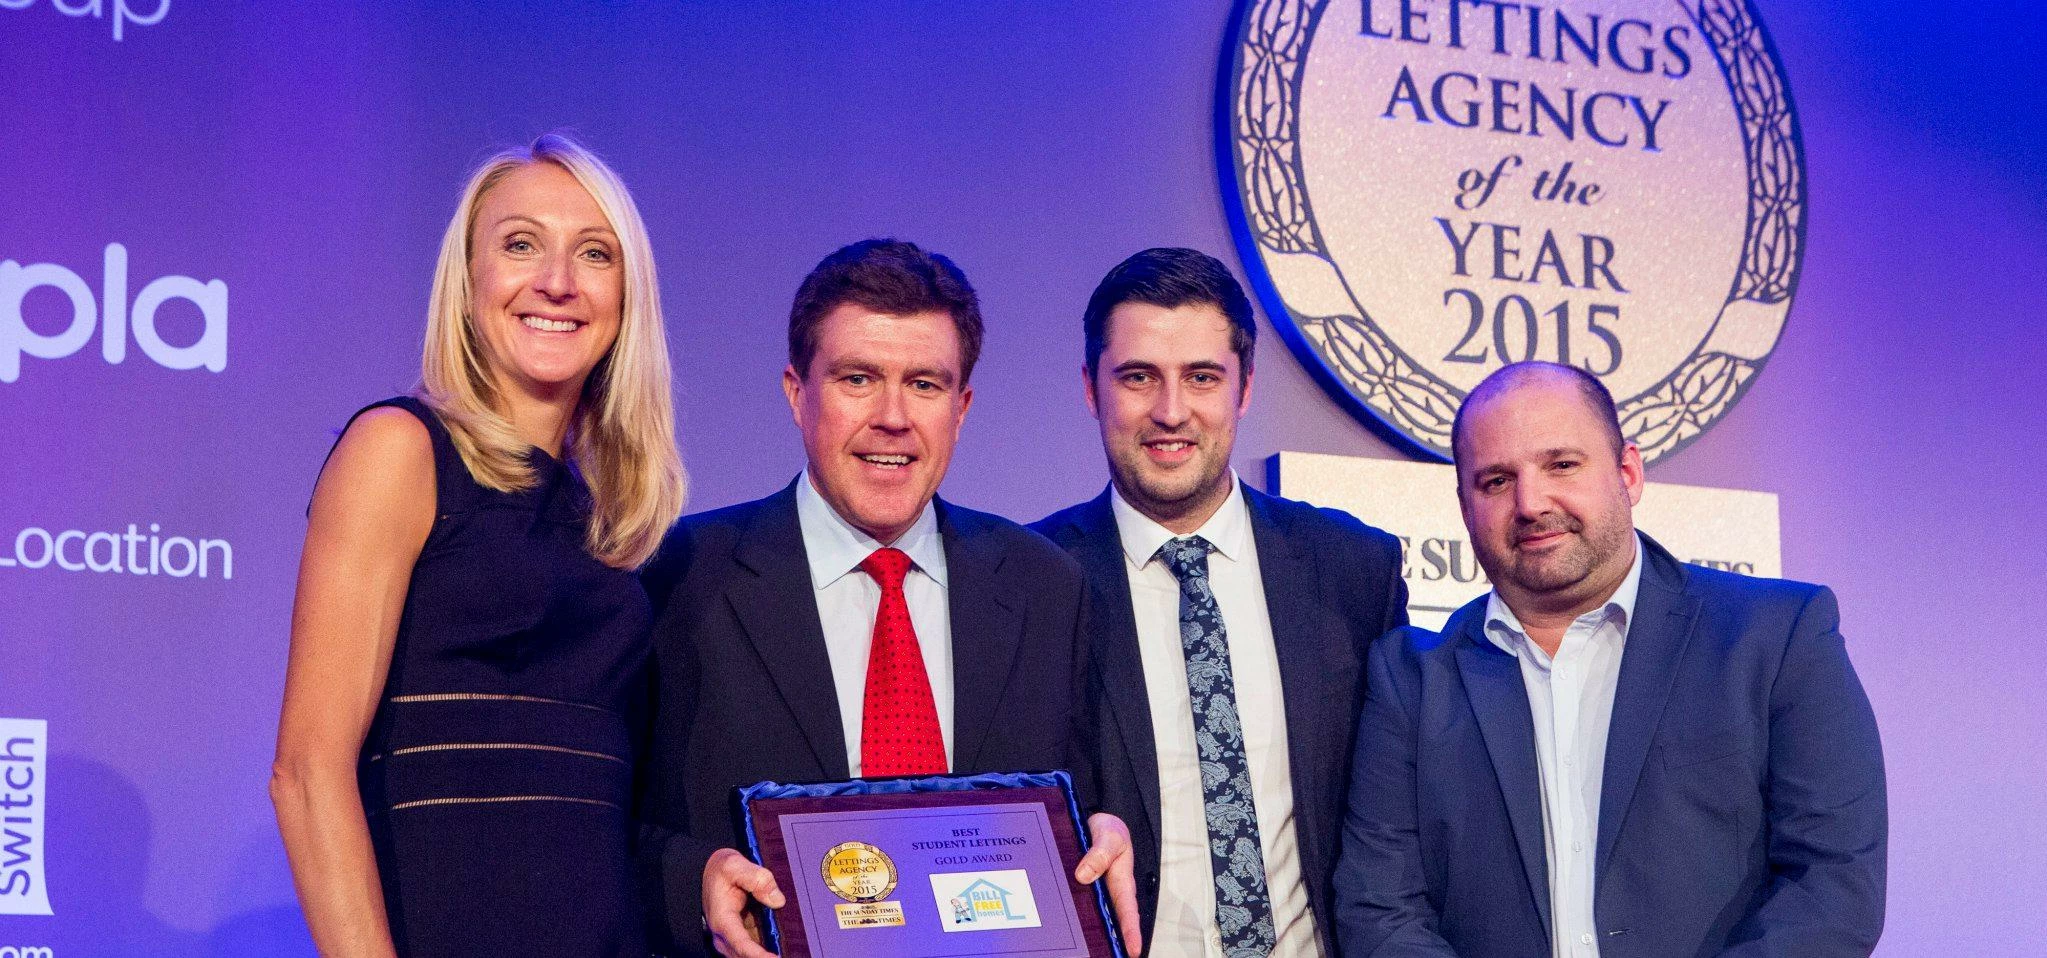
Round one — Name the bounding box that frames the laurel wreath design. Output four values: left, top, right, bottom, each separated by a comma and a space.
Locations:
1612, 0, 1804, 455
1227, 0, 1804, 462
1233, 0, 1465, 452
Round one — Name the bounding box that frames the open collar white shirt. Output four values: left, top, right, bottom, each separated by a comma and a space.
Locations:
1112, 476, 1320, 958
1482, 534, 1645, 958
795, 471, 953, 777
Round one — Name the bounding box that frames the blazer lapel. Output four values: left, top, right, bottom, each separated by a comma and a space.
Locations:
942, 500, 1025, 773
1245, 488, 1354, 856
1595, 535, 1701, 885
1456, 614, 1554, 940
1072, 491, 1162, 839
727, 482, 849, 780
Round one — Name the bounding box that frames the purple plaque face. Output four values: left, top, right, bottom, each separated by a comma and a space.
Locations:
747, 786, 1110, 957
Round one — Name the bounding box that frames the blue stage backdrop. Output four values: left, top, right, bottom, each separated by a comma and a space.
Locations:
3, 1, 2044, 954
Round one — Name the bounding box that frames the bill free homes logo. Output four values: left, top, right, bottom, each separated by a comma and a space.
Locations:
930, 869, 1041, 932
0, 719, 50, 916
1, 245, 227, 383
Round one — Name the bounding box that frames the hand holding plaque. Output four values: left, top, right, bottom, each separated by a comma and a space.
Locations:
736, 771, 1129, 958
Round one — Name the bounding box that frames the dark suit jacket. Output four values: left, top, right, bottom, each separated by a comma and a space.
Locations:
636, 481, 1091, 955
1032, 482, 1408, 952
1333, 534, 1887, 958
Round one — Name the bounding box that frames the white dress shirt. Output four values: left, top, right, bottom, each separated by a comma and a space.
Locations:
795, 472, 954, 777
1482, 534, 1645, 958
1112, 477, 1321, 958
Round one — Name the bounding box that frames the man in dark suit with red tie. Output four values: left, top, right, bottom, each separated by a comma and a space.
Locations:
1033, 248, 1408, 957
636, 240, 1140, 957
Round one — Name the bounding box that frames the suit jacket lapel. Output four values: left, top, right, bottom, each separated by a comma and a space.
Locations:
1596, 535, 1700, 885
1455, 608, 1554, 939
1072, 491, 1162, 840
942, 499, 1025, 773
1245, 487, 1353, 872
727, 481, 849, 780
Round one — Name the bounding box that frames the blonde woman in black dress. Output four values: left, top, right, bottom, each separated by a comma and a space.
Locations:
272, 134, 685, 957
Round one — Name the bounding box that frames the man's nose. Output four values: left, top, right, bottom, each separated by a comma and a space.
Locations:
872, 383, 912, 431
1150, 382, 1190, 428
1513, 473, 1552, 520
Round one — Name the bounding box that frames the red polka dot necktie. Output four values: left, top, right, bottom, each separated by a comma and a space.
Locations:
858, 547, 947, 777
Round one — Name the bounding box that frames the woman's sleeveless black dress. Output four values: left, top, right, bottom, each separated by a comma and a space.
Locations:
347, 397, 648, 956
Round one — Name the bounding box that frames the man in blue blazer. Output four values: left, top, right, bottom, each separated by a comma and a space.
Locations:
1333, 361, 1886, 957
1035, 249, 1407, 957
638, 240, 1139, 957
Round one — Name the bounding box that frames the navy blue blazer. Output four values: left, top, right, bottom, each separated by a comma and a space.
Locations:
1033, 482, 1408, 952
636, 481, 1092, 955
1333, 534, 1886, 957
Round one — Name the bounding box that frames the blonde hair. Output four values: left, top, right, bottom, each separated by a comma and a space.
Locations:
420, 133, 686, 568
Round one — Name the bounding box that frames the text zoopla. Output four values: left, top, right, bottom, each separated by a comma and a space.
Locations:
1, 244, 226, 383
1, 0, 166, 41
0, 523, 232, 579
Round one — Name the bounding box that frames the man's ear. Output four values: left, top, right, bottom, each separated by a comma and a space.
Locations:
781, 365, 805, 428
1620, 441, 1646, 507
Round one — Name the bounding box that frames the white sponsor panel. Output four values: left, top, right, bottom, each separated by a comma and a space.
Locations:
0, 244, 226, 383
1273, 451, 1780, 629
0, 719, 50, 916
929, 868, 1042, 933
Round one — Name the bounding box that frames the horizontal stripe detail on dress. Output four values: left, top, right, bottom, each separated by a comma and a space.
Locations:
387, 795, 621, 812
387, 692, 615, 713
367, 742, 626, 764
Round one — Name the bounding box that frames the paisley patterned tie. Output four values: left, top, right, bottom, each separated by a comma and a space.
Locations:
1157, 535, 1276, 957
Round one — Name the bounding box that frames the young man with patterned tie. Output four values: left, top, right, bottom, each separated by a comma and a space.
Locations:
1034, 248, 1408, 957
637, 239, 1140, 957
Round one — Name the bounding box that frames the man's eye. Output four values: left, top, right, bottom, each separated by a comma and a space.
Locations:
911, 379, 939, 392
845, 374, 871, 386
1123, 372, 1152, 385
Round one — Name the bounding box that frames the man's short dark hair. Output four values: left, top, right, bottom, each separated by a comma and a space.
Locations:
789, 238, 984, 383
1082, 248, 1256, 379
1451, 361, 1627, 464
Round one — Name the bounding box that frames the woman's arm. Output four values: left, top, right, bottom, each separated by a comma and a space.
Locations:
271, 407, 436, 957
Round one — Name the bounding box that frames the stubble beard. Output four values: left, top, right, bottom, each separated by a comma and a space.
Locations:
1110, 438, 1233, 527
1499, 509, 1634, 607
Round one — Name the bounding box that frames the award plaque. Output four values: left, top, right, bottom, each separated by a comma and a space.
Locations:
737, 770, 1126, 958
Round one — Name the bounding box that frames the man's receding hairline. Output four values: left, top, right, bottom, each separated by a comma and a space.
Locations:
1453, 362, 1624, 463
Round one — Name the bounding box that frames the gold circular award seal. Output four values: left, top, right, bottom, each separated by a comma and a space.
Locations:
820, 842, 898, 904
1221, 0, 1806, 464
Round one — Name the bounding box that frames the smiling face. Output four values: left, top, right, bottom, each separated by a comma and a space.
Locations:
1456, 373, 1644, 619
1086, 301, 1251, 534
466, 161, 623, 403
784, 304, 973, 544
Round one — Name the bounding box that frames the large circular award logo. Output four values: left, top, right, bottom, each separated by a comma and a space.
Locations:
1220, 0, 1804, 462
